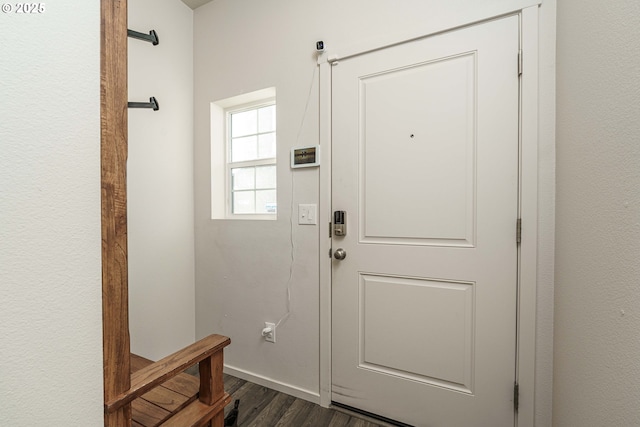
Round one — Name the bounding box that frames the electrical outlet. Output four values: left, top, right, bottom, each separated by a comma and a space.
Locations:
263, 322, 276, 343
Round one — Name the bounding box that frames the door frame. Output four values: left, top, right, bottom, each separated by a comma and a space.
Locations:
318, 7, 541, 427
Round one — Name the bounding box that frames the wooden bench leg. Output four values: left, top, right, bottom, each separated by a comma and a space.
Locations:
199, 350, 226, 427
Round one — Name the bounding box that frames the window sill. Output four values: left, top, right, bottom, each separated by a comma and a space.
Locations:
215, 214, 277, 221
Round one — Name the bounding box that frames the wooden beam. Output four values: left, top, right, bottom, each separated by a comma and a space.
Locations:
101, 0, 130, 425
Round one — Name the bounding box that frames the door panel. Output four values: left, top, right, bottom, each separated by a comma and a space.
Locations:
332, 16, 519, 427
362, 53, 476, 245
360, 274, 475, 392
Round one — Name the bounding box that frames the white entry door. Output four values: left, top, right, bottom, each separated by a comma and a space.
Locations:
331, 16, 520, 427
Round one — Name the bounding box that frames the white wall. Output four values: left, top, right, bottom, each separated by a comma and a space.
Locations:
535, 2, 557, 425
128, 0, 196, 360
0, 2, 103, 424
554, 1, 640, 426
194, 0, 327, 398
193, 0, 555, 417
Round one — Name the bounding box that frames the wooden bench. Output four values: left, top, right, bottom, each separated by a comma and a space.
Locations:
105, 334, 231, 427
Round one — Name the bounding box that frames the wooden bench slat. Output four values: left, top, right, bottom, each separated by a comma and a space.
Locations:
132, 397, 171, 426
141, 384, 192, 413
162, 371, 201, 397
162, 393, 231, 427
131, 354, 153, 372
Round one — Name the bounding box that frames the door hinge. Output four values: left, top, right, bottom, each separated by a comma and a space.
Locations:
514, 382, 519, 412
516, 218, 522, 244
329, 222, 332, 238
518, 50, 523, 76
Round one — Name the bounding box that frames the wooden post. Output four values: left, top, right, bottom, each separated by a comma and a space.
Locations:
199, 351, 226, 427
101, 0, 130, 425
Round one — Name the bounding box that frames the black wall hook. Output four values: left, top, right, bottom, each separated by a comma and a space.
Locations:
127, 29, 159, 45
128, 97, 159, 111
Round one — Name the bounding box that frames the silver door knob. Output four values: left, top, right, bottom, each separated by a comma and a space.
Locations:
333, 248, 347, 260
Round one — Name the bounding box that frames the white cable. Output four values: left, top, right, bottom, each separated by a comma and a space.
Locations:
275, 171, 294, 328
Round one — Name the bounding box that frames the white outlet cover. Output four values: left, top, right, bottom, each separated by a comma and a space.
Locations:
264, 322, 276, 343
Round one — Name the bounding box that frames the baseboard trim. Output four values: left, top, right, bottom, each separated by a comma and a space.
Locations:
223, 364, 321, 405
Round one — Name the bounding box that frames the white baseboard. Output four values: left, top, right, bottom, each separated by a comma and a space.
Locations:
224, 364, 320, 405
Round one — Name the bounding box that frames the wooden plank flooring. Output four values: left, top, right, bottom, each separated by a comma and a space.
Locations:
222, 374, 389, 427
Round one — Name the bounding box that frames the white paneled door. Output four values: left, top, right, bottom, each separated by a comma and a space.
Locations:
331, 16, 520, 427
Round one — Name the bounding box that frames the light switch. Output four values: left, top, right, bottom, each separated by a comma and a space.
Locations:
298, 204, 317, 225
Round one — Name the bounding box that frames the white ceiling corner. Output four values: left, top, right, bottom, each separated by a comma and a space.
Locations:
181, 0, 214, 10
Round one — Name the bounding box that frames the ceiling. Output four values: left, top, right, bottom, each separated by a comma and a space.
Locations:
181, 0, 214, 9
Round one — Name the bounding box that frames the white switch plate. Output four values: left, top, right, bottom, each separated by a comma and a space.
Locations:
298, 204, 317, 225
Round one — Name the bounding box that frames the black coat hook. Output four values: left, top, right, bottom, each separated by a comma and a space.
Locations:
127, 29, 159, 46
128, 97, 159, 111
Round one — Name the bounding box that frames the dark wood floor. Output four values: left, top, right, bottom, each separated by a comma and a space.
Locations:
222, 374, 390, 427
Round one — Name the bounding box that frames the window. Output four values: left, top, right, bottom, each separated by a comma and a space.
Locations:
228, 104, 277, 215
210, 88, 277, 220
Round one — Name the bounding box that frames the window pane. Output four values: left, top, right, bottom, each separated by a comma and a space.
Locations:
231, 135, 257, 162
233, 191, 255, 214
232, 167, 255, 190
256, 190, 277, 214
255, 165, 276, 189
226, 101, 277, 217
258, 105, 276, 133
258, 133, 276, 159
231, 110, 257, 137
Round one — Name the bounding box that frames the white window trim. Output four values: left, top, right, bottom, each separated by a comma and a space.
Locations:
210, 87, 277, 220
